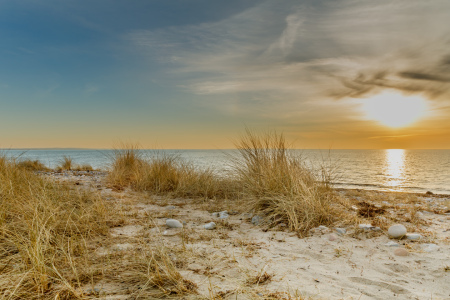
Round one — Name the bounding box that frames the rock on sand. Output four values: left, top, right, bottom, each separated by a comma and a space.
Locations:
166, 219, 183, 228
388, 224, 407, 239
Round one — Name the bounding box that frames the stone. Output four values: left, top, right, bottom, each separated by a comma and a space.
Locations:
406, 233, 422, 241
166, 219, 183, 228
328, 234, 338, 241
203, 222, 216, 230
388, 224, 407, 239
212, 211, 229, 219
359, 224, 375, 230
219, 211, 229, 219
318, 225, 329, 230
251, 215, 263, 225
335, 228, 346, 235
421, 243, 439, 252
384, 241, 399, 247
394, 248, 409, 256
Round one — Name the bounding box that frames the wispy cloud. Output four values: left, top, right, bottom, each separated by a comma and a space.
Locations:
125, 0, 450, 126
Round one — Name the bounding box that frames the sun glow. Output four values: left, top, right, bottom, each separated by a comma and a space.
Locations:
361, 91, 427, 128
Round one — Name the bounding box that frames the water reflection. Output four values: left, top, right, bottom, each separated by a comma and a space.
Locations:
385, 149, 405, 188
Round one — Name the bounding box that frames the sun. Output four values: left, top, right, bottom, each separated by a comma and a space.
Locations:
361, 91, 428, 128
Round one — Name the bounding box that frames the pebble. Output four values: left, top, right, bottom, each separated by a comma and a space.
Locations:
406, 233, 422, 241
328, 234, 337, 241
203, 222, 216, 230
388, 224, 407, 239
166, 219, 183, 228
394, 248, 410, 256
318, 225, 329, 230
335, 228, 346, 235
384, 241, 399, 247
252, 215, 263, 225
212, 211, 229, 219
421, 243, 439, 252
359, 224, 375, 230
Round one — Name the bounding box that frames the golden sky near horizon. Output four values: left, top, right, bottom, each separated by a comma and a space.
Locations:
1, 0, 450, 149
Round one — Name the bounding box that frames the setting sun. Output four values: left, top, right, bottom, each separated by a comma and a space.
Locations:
361, 91, 428, 128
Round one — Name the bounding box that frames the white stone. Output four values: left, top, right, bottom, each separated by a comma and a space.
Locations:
384, 241, 399, 247
166, 219, 183, 228
359, 224, 375, 230
203, 222, 216, 230
318, 225, 329, 230
388, 224, 407, 239
406, 233, 422, 241
219, 211, 229, 219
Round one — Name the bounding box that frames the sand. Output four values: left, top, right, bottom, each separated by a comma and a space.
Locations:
49, 171, 449, 300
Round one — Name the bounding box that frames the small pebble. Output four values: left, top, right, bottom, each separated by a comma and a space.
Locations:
394, 248, 409, 256
406, 233, 422, 241
252, 215, 263, 225
166, 219, 183, 228
203, 222, 216, 230
359, 224, 375, 230
335, 228, 346, 235
388, 224, 407, 239
328, 234, 337, 241
318, 225, 329, 230
384, 241, 399, 247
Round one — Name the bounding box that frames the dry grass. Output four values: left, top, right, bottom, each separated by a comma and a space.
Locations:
0, 155, 111, 299
231, 130, 340, 234
108, 147, 238, 199
0, 156, 196, 299
57, 155, 74, 171
16, 159, 50, 172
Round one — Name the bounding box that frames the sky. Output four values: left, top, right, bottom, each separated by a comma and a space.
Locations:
1, 0, 450, 149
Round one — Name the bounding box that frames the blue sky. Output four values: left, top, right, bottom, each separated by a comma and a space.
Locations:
1, 0, 450, 148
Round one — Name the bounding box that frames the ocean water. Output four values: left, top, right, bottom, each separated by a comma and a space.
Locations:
2, 149, 450, 194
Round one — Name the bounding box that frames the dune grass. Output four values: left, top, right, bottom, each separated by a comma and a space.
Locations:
231, 130, 339, 233
0, 155, 112, 298
108, 131, 340, 234
16, 159, 50, 172
0, 155, 199, 299
107, 147, 238, 199
57, 155, 74, 171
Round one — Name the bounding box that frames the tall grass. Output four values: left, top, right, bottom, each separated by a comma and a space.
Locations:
108, 131, 341, 234
107, 147, 237, 199
231, 130, 338, 233
0, 155, 110, 298
57, 155, 73, 171
16, 159, 50, 172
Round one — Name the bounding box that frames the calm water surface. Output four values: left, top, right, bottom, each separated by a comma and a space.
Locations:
2, 149, 450, 194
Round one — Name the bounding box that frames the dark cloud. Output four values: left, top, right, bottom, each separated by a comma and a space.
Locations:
398, 71, 450, 82
330, 50, 450, 100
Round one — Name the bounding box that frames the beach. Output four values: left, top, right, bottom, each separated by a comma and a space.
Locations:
44, 170, 449, 300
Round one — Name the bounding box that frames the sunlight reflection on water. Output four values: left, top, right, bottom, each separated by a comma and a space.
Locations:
385, 149, 405, 189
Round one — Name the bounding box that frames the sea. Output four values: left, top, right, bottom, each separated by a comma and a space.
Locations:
2, 149, 450, 195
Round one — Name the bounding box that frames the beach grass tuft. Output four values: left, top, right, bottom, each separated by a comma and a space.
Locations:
108, 147, 238, 199
231, 129, 338, 234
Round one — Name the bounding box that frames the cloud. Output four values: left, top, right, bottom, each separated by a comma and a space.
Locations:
125, 0, 450, 123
